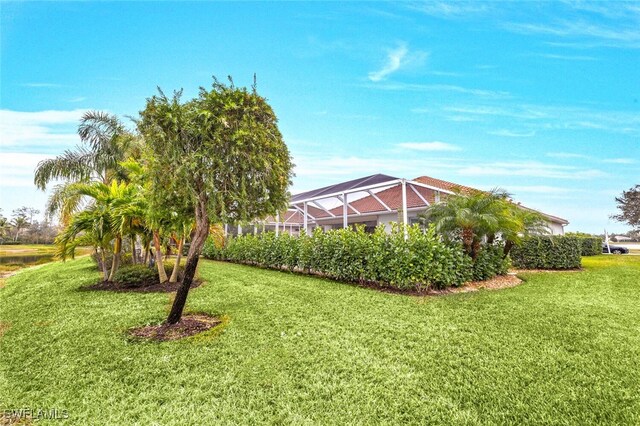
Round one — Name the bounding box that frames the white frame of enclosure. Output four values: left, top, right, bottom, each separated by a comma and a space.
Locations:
266, 178, 456, 239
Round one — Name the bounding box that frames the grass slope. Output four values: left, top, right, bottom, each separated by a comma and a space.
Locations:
1, 256, 639, 425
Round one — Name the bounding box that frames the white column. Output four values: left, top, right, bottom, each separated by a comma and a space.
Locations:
253, 224, 257, 235
401, 179, 408, 240
435, 190, 441, 203
237, 224, 242, 236
275, 212, 280, 236
342, 193, 348, 229
224, 224, 228, 237
303, 202, 308, 235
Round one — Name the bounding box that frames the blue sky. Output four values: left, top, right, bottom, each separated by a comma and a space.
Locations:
1, 1, 638, 233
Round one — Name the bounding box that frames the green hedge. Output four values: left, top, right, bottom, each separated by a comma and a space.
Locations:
579, 237, 601, 256
472, 245, 510, 281
204, 224, 509, 291
510, 236, 582, 269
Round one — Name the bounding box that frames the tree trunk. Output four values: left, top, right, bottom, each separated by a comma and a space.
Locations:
100, 248, 109, 282
108, 235, 122, 281
462, 228, 474, 257
167, 196, 209, 324
169, 237, 184, 283
153, 230, 168, 283
143, 241, 150, 265
503, 240, 515, 258
130, 235, 137, 265
471, 240, 481, 261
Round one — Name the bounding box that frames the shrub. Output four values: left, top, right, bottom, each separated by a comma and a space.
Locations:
204, 224, 477, 290
579, 237, 601, 256
510, 236, 582, 269
472, 245, 510, 281
111, 264, 174, 287
112, 265, 158, 288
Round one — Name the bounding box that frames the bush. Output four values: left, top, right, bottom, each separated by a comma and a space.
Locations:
110, 263, 175, 287
472, 245, 510, 281
510, 236, 582, 269
112, 265, 158, 288
579, 237, 601, 256
204, 224, 476, 290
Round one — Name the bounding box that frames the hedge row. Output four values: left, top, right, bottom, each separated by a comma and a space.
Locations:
510, 236, 582, 269
579, 237, 601, 256
203, 225, 509, 290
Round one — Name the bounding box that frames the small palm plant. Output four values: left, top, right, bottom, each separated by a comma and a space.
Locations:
419, 188, 548, 260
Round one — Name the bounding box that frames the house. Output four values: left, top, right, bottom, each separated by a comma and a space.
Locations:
229, 174, 568, 236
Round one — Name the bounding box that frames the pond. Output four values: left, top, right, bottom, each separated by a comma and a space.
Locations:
0, 254, 55, 265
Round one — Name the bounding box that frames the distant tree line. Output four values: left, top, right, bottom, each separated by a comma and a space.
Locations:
0, 207, 59, 244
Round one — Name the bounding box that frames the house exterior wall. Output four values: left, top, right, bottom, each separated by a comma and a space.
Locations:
548, 221, 565, 235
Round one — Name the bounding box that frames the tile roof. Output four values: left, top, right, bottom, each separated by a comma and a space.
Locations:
413, 176, 480, 194
269, 175, 568, 226
290, 173, 398, 203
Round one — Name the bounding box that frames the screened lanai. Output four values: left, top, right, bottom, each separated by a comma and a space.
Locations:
224, 173, 569, 237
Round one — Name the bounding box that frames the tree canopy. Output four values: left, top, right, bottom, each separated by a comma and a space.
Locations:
138, 77, 293, 323
613, 185, 640, 230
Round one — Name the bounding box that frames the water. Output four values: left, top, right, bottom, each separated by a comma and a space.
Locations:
0, 254, 54, 265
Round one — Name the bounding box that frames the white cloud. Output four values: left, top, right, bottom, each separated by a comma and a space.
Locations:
546, 152, 590, 159
603, 158, 636, 164
504, 20, 640, 48
504, 185, 574, 194
0, 109, 85, 149
367, 82, 510, 99
291, 154, 459, 181
368, 43, 410, 82
488, 129, 536, 137
407, 1, 490, 17
443, 104, 640, 134
397, 141, 462, 151
21, 83, 62, 88
458, 161, 606, 180
534, 53, 599, 61
0, 152, 53, 187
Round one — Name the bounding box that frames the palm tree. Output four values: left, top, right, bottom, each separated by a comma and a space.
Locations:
498, 205, 549, 258
420, 189, 550, 260
420, 188, 509, 259
34, 111, 139, 223
57, 180, 143, 281
56, 203, 114, 281
11, 216, 29, 242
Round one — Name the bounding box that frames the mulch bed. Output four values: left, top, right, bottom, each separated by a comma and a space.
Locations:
129, 314, 221, 341
342, 273, 523, 297
83, 279, 203, 293
443, 273, 522, 294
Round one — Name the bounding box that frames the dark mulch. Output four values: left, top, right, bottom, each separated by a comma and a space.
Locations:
83, 279, 204, 293
129, 314, 221, 341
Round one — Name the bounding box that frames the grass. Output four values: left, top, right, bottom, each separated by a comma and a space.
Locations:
1, 255, 639, 424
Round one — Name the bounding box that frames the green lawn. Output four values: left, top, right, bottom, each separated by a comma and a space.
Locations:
1, 256, 639, 424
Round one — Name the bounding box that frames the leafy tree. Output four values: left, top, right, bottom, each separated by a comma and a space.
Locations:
11, 207, 32, 242
138, 78, 293, 324
612, 185, 640, 230
0, 209, 9, 240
